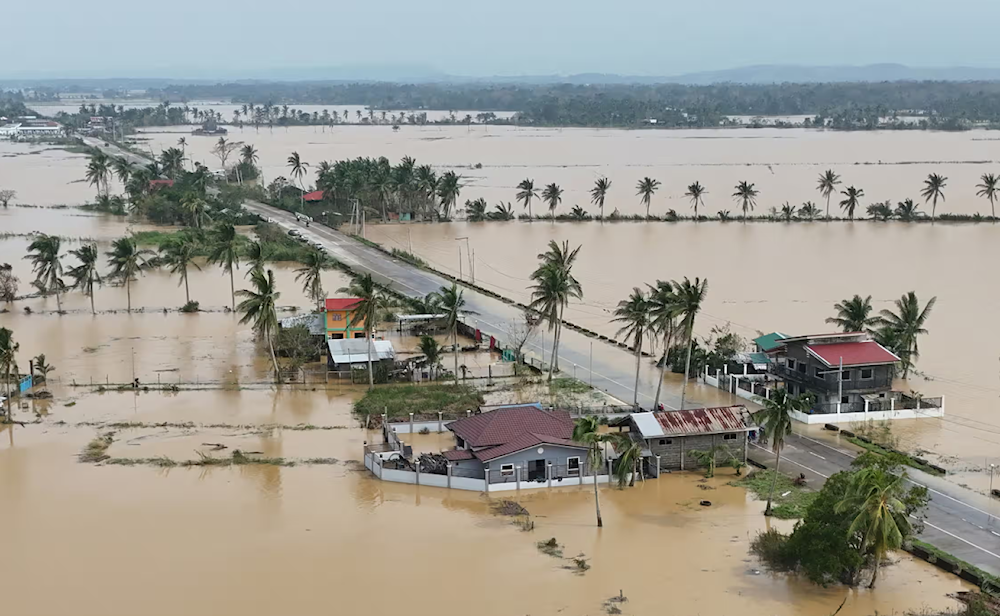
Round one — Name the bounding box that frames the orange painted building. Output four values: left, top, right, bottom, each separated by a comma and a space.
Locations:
325, 298, 366, 339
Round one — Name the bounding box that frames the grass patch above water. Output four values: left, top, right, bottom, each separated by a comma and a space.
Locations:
844, 436, 945, 476
549, 377, 593, 394
354, 383, 484, 419
731, 469, 818, 519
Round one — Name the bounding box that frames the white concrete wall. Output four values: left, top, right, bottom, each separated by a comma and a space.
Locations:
790, 406, 945, 424
451, 476, 486, 491
389, 419, 454, 434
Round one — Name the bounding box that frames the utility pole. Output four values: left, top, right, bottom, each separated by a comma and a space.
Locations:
590, 340, 593, 386
131, 346, 136, 385
458, 246, 463, 281
837, 356, 844, 414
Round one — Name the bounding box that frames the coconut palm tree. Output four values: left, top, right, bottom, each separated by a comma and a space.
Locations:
106, 236, 154, 313
572, 415, 607, 527
685, 181, 707, 220
236, 268, 281, 380
417, 335, 442, 380
294, 249, 331, 306
182, 197, 210, 229
797, 201, 822, 221
287, 151, 309, 207
464, 198, 488, 222
826, 295, 877, 333
85, 151, 111, 197
612, 288, 651, 406
243, 240, 270, 278
875, 292, 936, 379
516, 178, 539, 220
590, 177, 611, 220
177, 137, 187, 166
921, 173, 947, 222
159, 147, 185, 179
0, 327, 18, 421
541, 183, 563, 221
206, 224, 241, 311
835, 467, 912, 588
338, 274, 391, 390
839, 186, 865, 221
976, 173, 998, 220
732, 181, 758, 223
25, 233, 66, 312
647, 280, 679, 411
112, 156, 133, 185
611, 432, 645, 488
674, 277, 708, 410
66, 243, 102, 314
437, 171, 462, 219
31, 353, 55, 386
159, 237, 202, 304
817, 169, 841, 220
756, 387, 809, 516
894, 198, 922, 222
636, 177, 660, 218
429, 284, 467, 386
528, 241, 582, 382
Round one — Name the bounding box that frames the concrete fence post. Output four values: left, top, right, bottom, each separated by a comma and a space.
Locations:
437, 411, 443, 433
515, 465, 521, 491
606, 458, 612, 484
466, 409, 472, 417
744, 364, 748, 375
724, 364, 729, 375
836, 402, 842, 414
409, 412, 414, 434
916, 397, 921, 411
547, 462, 552, 488
415, 461, 421, 486
864, 399, 870, 414
655, 455, 661, 478
447, 463, 452, 489
765, 387, 771, 400
890, 398, 895, 411
484, 466, 490, 494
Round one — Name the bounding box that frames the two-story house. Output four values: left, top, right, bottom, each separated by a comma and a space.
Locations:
325, 298, 367, 340
772, 332, 900, 413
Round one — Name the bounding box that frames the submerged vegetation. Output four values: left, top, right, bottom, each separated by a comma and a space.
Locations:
353, 384, 483, 419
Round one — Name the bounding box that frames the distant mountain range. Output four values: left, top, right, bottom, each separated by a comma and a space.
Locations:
5, 64, 1000, 87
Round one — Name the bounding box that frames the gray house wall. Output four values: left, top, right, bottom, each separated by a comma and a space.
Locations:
646, 433, 745, 471
486, 444, 593, 483
782, 342, 894, 412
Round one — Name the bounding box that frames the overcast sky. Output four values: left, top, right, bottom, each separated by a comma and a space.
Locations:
3, 0, 997, 78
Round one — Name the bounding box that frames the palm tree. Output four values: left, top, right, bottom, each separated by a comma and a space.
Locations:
921, 173, 947, 221
590, 177, 612, 220
572, 416, 606, 527
31, 353, 55, 386
674, 277, 708, 410
826, 295, 877, 333
160, 237, 202, 304
241, 144, 259, 183
839, 186, 864, 221
876, 292, 936, 379
236, 268, 281, 380
287, 151, 309, 207
464, 198, 488, 222
528, 241, 582, 382
636, 177, 660, 218
207, 224, 241, 311
756, 387, 809, 516
797, 201, 822, 221
611, 432, 645, 488
976, 173, 998, 220
647, 280, 679, 411
430, 284, 467, 386
338, 274, 391, 390
516, 178, 539, 220
541, 183, 563, 221
66, 244, 102, 314
182, 197, 210, 229
835, 467, 912, 588
417, 335, 442, 380
294, 249, 331, 306
895, 198, 922, 222
243, 240, 270, 278
685, 181, 707, 220
106, 237, 154, 313
732, 181, 758, 223
437, 171, 462, 219
112, 156, 133, 185
612, 288, 650, 406
817, 170, 842, 220
177, 137, 187, 166
0, 327, 18, 421
85, 151, 111, 197
159, 147, 185, 179
25, 234, 66, 312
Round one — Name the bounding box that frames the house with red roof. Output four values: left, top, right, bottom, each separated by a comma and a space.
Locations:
325, 297, 366, 339
443, 403, 592, 482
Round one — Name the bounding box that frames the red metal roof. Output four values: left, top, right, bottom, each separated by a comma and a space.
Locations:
325, 298, 360, 311
442, 449, 474, 461
149, 179, 175, 188
649, 406, 749, 437
806, 341, 900, 367
303, 190, 324, 202
473, 433, 587, 462
447, 405, 573, 448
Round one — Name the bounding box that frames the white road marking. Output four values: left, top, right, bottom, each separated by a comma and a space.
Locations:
750, 443, 829, 478
808, 452, 827, 460
920, 519, 1000, 562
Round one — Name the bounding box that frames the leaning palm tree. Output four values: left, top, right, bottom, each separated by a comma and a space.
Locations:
976, 173, 998, 221
756, 387, 809, 516
674, 277, 708, 410
287, 151, 309, 207
430, 284, 467, 386
612, 288, 651, 407
590, 177, 612, 220
436, 171, 462, 219
159, 237, 202, 304
636, 177, 660, 218
647, 280, 679, 410
528, 241, 582, 382
236, 268, 281, 380
826, 295, 877, 333
835, 467, 912, 589
85, 151, 111, 197
817, 169, 842, 220
338, 274, 391, 390
732, 181, 758, 223
685, 181, 707, 220
516, 178, 539, 220
182, 197, 210, 229
417, 335, 442, 380
25, 233, 66, 312
66, 243, 102, 314
0, 327, 18, 421
921, 173, 947, 222
112, 156, 133, 185
106, 236, 154, 313
875, 292, 936, 379
294, 249, 331, 306
206, 224, 241, 311
894, 198, 922, 222
243, 240, 270, 278
541, 183, 563, 221
839, 186, 865, 221
611, 432, 645, 488
572, 416, 606, 527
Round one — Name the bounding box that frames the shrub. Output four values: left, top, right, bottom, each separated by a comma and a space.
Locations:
180, 300, 200, 313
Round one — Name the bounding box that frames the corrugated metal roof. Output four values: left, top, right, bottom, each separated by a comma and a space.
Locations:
326, 338, 395, 364
633, 406, 750, 438
753, 332, 789, 352
806, 341, 900, 367
325, 298, 360, 311
280, 313, 325, 336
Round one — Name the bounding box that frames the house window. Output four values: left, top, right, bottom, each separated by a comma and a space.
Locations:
860, 368, 873, 379
787, 358, 796, 371
814, 367, 824, 379
798, 362, 806, 374
330, 313, 343, 322
658, 439, 672, 446
330, 333, 344, 340
567, 457, 581, 476
354, 332, 366, 339
723, 433, 737, 441
500, 464, 515, 477
841, 395, 850, 405
841, 370, 852, 381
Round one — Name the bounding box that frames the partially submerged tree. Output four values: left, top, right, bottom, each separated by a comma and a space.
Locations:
611, 287, 650, 407
159, 236, 202, 304
294, 249, 332, 307
106, 236, 154, 313
207, 224, 241, 311
66, 244, 102, 314
236, 268, 281, 380
528, 241, 582, 382
25, 233, 66, 312
826, 294, 877, 333
0, 189, 15, 208
417, 335, 442, 380
338, 274, 391, 390
573, 416, 607, 527
0, 263, 18, 302
756, 388, 810, 516
0, 327, 18, 421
